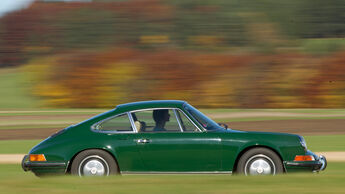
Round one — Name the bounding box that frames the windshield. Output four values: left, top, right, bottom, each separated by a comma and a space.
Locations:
184, 103, 221, 130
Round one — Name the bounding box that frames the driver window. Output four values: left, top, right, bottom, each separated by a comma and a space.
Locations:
176, 110, 199, 132
133, 109, 181, 133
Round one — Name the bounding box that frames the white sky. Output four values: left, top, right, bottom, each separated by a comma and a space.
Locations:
0, 0, 92, 18
0, 0, 35, 18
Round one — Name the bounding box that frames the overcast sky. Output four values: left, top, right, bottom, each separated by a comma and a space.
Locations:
0, 0, 92, 18
0, 0, 36, 18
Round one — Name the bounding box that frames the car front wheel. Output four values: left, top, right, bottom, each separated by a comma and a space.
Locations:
71, 149, 118, 176
237, 148, 283, 175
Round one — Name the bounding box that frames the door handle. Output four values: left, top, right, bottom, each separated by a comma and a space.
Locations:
137, 139, 151, 144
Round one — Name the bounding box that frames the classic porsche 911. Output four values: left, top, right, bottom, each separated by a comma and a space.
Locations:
22, 100, 327, 176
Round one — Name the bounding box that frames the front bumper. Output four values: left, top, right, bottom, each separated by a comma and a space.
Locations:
284, 154, 327, 173
22, 155, 67, 176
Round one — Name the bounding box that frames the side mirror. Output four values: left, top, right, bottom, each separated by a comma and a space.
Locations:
218, 123, 228, 129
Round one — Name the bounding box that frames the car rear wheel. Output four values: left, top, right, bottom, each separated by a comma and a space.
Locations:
71, 149, 118, 176
237, 148, 283, 175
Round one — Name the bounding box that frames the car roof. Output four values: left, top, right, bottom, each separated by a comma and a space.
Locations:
116, 100, 186, 112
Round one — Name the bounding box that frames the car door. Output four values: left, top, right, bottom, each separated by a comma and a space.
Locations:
131, 109, 223, 172
92, 113, 144, 172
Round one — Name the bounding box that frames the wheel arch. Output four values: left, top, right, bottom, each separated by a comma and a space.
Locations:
232, 145, 285, 173
66, 148, 120, 174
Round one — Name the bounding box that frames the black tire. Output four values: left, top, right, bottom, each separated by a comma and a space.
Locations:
71, 149, 118, 176
236, 148, 283, 175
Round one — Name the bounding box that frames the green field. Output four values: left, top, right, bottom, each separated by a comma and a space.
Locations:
0, 162, 344, 193
0, 109, 107, 116
0, 140, 41, 154
204, 108, 345, 122
305, 135, 345, 152
214, 116, 345, 122
0, 68, 40, 109
202, 108, 345, 114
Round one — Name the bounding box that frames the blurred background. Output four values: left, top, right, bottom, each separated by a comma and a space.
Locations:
1, 2, 345, 187
0, 0, 344, 109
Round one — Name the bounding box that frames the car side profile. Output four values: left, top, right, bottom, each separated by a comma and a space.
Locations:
22, 100, 327, 176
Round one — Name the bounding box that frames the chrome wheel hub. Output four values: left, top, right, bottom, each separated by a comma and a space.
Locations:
78, 155, 109, 176
90, 167, 99, 175
249, 159, 271, 175
256, 167, 264, 174
245, 154, 275, 175
83, 159, 105, 176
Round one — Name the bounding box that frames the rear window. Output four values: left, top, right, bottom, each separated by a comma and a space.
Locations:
95, 113, 133, 132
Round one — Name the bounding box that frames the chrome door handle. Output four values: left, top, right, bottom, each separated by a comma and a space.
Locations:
137, 139, 151, 144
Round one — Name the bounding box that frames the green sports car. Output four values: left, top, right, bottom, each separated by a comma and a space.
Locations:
22, 100, 327, 176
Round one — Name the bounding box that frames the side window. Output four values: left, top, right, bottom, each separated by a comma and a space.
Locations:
95, 113, 133, 132
176, 110, 199, 132
133, 109, 181, 133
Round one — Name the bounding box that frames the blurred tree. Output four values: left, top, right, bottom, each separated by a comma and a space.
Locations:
1, 0, 345, 108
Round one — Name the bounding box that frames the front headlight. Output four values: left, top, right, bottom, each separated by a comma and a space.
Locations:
299, 136, 307, 151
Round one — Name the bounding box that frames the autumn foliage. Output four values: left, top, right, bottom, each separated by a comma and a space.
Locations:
21, 49, 345, 108
1, 0, 344, 108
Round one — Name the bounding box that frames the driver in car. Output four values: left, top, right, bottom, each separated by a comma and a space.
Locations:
153, 109, 170, 131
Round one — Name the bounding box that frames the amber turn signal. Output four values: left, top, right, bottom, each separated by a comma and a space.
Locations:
29, 154, 46, 162
294, 155, 315, 161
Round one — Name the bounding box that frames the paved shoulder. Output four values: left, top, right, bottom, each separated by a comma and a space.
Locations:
0, 154, 25, 164
316, 152, 345, 162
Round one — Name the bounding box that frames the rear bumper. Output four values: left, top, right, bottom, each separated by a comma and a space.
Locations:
22, 155, 67, 175
284, 155, 327, 172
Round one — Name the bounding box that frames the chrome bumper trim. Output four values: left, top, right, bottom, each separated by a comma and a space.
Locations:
21, 154, 66, 171
319, 155, 327, 171
285, 155, 327, 172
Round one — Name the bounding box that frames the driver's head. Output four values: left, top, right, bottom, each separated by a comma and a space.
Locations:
153, 109, 170, 123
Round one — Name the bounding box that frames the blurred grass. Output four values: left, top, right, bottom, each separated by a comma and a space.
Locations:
0, 140, 42, 154
305, 135, 345, 152
202, 109, 345, 122
0, 162, 344, 193
0, 68, 39, 109
0, 119, 85, 127
301, 38, 345, 55
0, 109, 107, 116
215, 117, 345, 122
1, 135, 344, 154
0, 124, 67, 130
201, 109, 345, 114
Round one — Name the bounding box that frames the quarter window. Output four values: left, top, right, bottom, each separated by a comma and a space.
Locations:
95, 113, 133, 132
184, 104, 220, 130
176, 110, 199, 132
